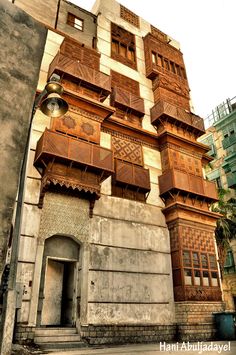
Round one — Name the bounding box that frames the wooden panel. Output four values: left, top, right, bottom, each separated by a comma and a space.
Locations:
120, 5, 139, 28
151, 25, 168, 43
34, 129, 114, 176
115, 159, 150, 192
112, 135, 143, 165
60, 38, 100, 70
153, 86, 190, 112
42, 162, 100, 194
48, 52, 111, 95
51, 110, 101, 143
111, 70, 140, 96
158, 169, 218, 200
111, 87, 145, 117
151, 100, 205, 134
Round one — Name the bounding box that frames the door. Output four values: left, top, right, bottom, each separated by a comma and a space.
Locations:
41, 259, 64, 325
61, 262, 75, 325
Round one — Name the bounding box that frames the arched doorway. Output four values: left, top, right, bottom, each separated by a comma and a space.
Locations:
38, 235, 80, 327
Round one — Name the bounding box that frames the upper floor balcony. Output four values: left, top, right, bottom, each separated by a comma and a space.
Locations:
151, 100, 205, 136
34, 129, 114, 180
48, 52, 111, 100
159, 168, 218, 201
111, 87, 145, 117
114, 159, 151, 192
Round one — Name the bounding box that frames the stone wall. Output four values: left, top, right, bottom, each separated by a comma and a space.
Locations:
175, 301, 225, 341
14, 0, 97, 48
0, 0, 47, 276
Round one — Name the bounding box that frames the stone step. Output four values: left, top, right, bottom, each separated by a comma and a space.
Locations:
35, 334, 81, 343
37, 341, 87, 351
35, 327, 77, 336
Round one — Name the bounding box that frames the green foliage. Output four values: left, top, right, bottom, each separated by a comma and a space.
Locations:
211, 189, 236, 276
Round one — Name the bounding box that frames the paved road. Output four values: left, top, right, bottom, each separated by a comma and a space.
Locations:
44, 341, 236, 355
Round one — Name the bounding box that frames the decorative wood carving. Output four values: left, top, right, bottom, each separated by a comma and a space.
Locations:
111, 23, 136, 69
111, 70, 140, 96
151, 25, 168, 43
38, 162, 100, 208
115, 159, 150, 191
159, 169, 218, 201
111, 87, 145, 117
34, 129, 114, 178
112, 135, 143, 165
153, 74, 190, 100
51, 109, 101, 143
151, 100, 205, 136
120, 5, 140, 28
168, 220, 222, 302
60, 38, 100, 70
48, 52, 111, 100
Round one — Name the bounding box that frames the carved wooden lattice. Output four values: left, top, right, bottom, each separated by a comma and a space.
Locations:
151, 25, 168, 43
120, 5, 140, 28
112, 135, 143, 165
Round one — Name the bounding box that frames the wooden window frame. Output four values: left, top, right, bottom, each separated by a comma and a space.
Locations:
111, 23, 137, 69
67, 13, 84, 32
181, 250, 219, 287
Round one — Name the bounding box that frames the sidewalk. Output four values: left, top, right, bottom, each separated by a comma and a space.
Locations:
43, 341, 236, 355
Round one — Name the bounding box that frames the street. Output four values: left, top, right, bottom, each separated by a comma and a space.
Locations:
43, 341, 236, 355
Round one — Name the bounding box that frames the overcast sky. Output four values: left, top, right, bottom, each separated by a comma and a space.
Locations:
71, 0, 235, 119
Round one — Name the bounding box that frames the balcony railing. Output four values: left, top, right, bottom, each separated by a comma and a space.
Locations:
159, 169, 218, 200
151, 100, 205, 134
115, 159, 150, 192
111, 87, 145, 117
222, 134, 236, 150
34, 129, 114, 178
48, 52, 111, 97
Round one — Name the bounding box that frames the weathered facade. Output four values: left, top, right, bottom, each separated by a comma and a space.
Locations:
199, 97, 236, 312
5, 0, 225, 347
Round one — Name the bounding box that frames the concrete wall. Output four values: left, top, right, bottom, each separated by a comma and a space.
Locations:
0, 0, 47, 276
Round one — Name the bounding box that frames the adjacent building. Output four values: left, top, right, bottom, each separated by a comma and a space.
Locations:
4, 0, 224, 347
199, 97, 236, 311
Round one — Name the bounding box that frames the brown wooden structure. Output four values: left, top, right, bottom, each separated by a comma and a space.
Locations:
143, 30, 222, 302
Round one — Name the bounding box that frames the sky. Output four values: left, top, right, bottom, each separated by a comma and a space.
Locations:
71, 0, 236, 119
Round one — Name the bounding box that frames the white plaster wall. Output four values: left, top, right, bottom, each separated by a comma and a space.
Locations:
95, 0, 155, 135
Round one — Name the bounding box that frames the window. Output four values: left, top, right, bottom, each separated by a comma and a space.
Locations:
111, 23, 136, 68
152, 52, 157, 65
201, 254, 208, 268
183, 251, 191, 267
209, 255, 217, 269
170, 61, 175, 73
215, 177, 222, 189
182, 250, 219, 287
192, 252, 200, 268
184, 269, 192, 285
67, 13, 84, 31
164, 59, 169, 70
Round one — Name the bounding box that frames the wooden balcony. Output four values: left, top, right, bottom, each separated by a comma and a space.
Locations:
159, 169, 218, 201
111, 87, 145, 117
151, 100, 205, 135
115, 159, 150, 192
48, 52, 111, 98
34, 129, 114, 180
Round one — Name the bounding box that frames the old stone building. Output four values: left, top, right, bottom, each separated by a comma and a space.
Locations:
4, 0, 225, 348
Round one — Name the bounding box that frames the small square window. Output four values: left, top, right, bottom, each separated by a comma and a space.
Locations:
192, 252, 200, 268
184, 269, 192, 285
183, 251, 191, 267
201, 254, 208, 269
67, 13, 84, 31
